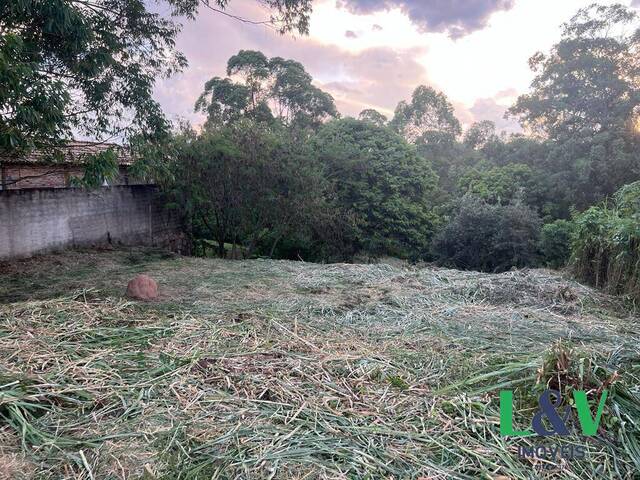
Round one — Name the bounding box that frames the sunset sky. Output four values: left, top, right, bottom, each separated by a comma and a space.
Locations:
154, 0, 640, 133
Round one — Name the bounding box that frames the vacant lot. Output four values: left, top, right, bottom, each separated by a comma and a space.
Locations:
0, 249, 638, 479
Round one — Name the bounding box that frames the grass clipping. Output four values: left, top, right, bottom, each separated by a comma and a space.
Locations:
0, 250, 639, 479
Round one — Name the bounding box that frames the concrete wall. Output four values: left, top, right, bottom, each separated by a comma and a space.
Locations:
0, 185, 179, 259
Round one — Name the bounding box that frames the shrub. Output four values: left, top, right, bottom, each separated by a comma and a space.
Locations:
456, 163, 539, 205
314, 118, 441, 259
432, 196, 542, 272
165, 121, 333, 260
572, 181, 640, 298
539, 219, 574, 269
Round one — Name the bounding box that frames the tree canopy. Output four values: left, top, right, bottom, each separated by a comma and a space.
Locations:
358, 109, 388, 127
4, 2, 640, 276
196, 50, 338, 131
390, 85, 462, 145
314, 118, 440, 258
0, 0, 313, 153
507, 4, 640, 211
510, 4, 640, 138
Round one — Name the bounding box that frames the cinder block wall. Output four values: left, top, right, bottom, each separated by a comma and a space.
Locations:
0, 185, 179, 259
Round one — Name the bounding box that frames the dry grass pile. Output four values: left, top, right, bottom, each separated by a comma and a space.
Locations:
0, 250, 638, 479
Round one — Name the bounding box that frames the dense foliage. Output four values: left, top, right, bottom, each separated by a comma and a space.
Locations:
432, 197, 542, 272
508, 3, 640, 211
572, 181, 640, 299
4, 2, 639, 279
165, 1, 640, 272
160, 50, 446, 262
418, 4, 639, 274
162, 121, 346, 260
313, 118, 439, 259
166, 75, 441, 261
0, 0, 312, 154
539, 219, 574, 269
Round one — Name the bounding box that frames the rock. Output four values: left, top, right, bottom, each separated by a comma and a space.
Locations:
126, 274, 158, 300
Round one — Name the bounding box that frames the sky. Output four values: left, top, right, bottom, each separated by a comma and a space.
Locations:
154, 0, 640, 134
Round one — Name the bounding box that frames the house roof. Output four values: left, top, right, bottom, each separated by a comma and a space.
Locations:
0, 141, 133, 166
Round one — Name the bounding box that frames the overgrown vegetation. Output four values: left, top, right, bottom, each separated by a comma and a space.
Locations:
0, 249, 638, 479
540, 219, 574, 270
2, 2, 640, 479
572, 181, 640, 300
0, 0, 313, 153
313, 118, 439, 259
432, 197, 542, 272
146, 3, 639, 275
4, 2, 637, 274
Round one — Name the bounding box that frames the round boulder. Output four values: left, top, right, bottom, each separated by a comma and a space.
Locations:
126, 274, 158, 300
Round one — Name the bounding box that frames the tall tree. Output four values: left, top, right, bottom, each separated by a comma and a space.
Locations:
508, 4, 640, 210
0, 1, 313, 153
268, 56, 337, 128
390, 85, 461, 144
463, 120, 498, 150
196, 50, 338, 130
358, 109, 388, 127
509, 4, 640, 138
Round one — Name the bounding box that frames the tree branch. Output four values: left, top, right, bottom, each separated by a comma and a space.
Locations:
199, 1, 275, 29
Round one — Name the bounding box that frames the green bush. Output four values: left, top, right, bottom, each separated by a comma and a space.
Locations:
539, 219, 574, 269
432, 196, 542, 272
572, 181, 640, 298
314, 118, 441, 259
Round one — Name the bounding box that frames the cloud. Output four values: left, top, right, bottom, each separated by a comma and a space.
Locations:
152, 1, 525, 131
322, 82, 362, 95
467, 96, 521, 133
632, 0, 640, 7
337, 0, 514, 38
315, 46, 430, 116
345, 30, 358, 38
153, 2, 433, 122
372, 24, 383, 31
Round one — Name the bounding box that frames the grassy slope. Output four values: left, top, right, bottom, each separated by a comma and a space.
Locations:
0, 249, 638, 479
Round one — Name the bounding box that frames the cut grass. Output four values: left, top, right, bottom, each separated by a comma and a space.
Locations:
0, 249, 638, 479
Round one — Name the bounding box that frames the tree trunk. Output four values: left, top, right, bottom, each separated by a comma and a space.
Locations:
269, 233, 283, 258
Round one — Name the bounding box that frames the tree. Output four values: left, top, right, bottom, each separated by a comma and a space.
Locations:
313, 118, 440, 259
539, 219, 574, 269
388, 86, 463, 197
165, 120, 330, 258
193, 78, 256, 127
358, 109, 388, 127
456, 163, 546, 208
268, 56, 338, 129
509, 4, 640, 138
507, 4, 640, 211
463, 121, 498, 150
0, 1, 313, 154
196, 51, 338, 131
390, 85, 461, 144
